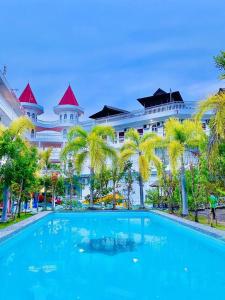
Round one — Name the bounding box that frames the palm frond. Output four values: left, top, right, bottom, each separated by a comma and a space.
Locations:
67, 126, 88, 141
139, 154, 149, 181
120, 148, 136, 162
121, 140, 137, 152
125, 128, 140, 145
75, 151, 88, 174
168, 140, 184, 174
9, 116, 34, 135
92, 125, 115, 140
141, 132, 157, 143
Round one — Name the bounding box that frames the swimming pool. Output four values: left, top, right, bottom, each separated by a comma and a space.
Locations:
0, 212, 224, 300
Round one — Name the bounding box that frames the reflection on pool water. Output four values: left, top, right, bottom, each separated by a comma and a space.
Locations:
0, 212, 224, 300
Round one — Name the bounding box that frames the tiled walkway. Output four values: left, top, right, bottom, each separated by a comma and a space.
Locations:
0, 211, 52, 241
152, 210, 225, 241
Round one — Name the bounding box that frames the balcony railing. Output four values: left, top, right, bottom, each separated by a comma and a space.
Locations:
80, 101, 198, 127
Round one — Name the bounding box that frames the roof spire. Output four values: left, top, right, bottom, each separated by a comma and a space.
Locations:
19, 83, 38, 104
58, 85, 79, 106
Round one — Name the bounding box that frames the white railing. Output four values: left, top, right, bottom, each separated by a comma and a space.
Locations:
80, 101, 197, 127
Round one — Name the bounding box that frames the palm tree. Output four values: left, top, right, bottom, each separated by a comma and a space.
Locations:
120, 129, 162, 209
40, 148, 52, 210
0, 117, 33, 222
196, 92, 225, 159
110, 152, 125, 209
164, 118, 205, 216
61, 125, 115, 208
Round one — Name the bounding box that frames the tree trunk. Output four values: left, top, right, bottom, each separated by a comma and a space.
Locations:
1, 185, 9, 222
127, 186, 131, 210
69, 179, 73, 210
44, 185, 47, 210
139, 174, 145, 209
52, 188, 55, 211
35, 192, 39, 212
180, 155, 188, 216
112, 182, 116, 209
89, 167, 94, 208
17, 179, 23, 218
194, 209, 199, 222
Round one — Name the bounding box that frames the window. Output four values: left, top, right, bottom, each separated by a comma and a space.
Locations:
64, 114, 67, 120
31, 129, 35, 138
60, 115, 62, 121
63, 129, 67, 138
137, 128, 143, 136
70, 114, 74, 120
32, 113, 35, 119
119, 132, 124, 142
152, 124, 158, 132
202, 123, 206, 130
27, 112, 30, 117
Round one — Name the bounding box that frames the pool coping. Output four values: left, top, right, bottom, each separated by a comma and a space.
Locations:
0, 211, 52, 242
151, 210, 225, 241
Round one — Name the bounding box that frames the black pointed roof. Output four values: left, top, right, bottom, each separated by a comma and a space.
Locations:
89, 105, 129, 119
137, 88, 184, 108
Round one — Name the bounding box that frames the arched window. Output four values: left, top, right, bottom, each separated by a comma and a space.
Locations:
63, 129, 67, 138
70, 114, 73, 120
32, 113, 35, 119
64, 114, 67, 120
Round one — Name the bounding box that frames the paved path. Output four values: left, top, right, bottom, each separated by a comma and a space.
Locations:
152, 210, 225, 241
0, 211, 52, 241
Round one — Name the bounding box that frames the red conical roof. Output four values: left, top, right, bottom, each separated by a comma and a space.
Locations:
19, 83, 38, 104
58, 85, 79, 106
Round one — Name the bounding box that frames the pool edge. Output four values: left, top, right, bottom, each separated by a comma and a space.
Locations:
0, 211, 52, 242
151, 210, 225, 241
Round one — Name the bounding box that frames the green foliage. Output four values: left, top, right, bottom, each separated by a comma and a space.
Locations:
214, 51, 225, 79
145, 189, 160, 206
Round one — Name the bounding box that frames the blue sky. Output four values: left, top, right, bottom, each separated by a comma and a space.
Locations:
0, 0, 224, 120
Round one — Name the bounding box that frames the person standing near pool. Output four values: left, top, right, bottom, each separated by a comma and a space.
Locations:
209, 193, 218, 227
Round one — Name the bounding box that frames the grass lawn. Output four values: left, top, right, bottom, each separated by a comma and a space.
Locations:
0, 212, 33, 230
187, 214, 225, 231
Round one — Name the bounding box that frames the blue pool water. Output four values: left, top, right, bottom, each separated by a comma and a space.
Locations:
0, 212, 225, 300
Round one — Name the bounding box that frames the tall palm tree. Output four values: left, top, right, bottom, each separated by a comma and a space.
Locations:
120, 129, 162, 209
40, 148, 52, 210
196, 92, 225, 159
61, 125, 115, 208
0, 116, 33, 222
164, 118, 205, 216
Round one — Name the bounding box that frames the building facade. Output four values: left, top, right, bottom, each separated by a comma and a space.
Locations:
0, 74, 24, 125
16, 83, 213, 203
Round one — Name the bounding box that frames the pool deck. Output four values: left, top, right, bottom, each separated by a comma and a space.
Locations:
0, 211, 52, 242
152, 210, 225, 241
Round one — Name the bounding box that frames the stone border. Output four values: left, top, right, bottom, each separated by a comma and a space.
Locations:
151, 210, 225, 241
0, 211, 52, 242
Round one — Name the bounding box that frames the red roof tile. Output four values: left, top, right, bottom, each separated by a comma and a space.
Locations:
58, 85, 79, 106
19, 83, 38, 104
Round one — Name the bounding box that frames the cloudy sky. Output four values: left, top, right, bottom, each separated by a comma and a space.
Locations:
0, 0, 224, 120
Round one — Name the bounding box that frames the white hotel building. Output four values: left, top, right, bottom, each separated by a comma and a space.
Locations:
0, 73, 215, 203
